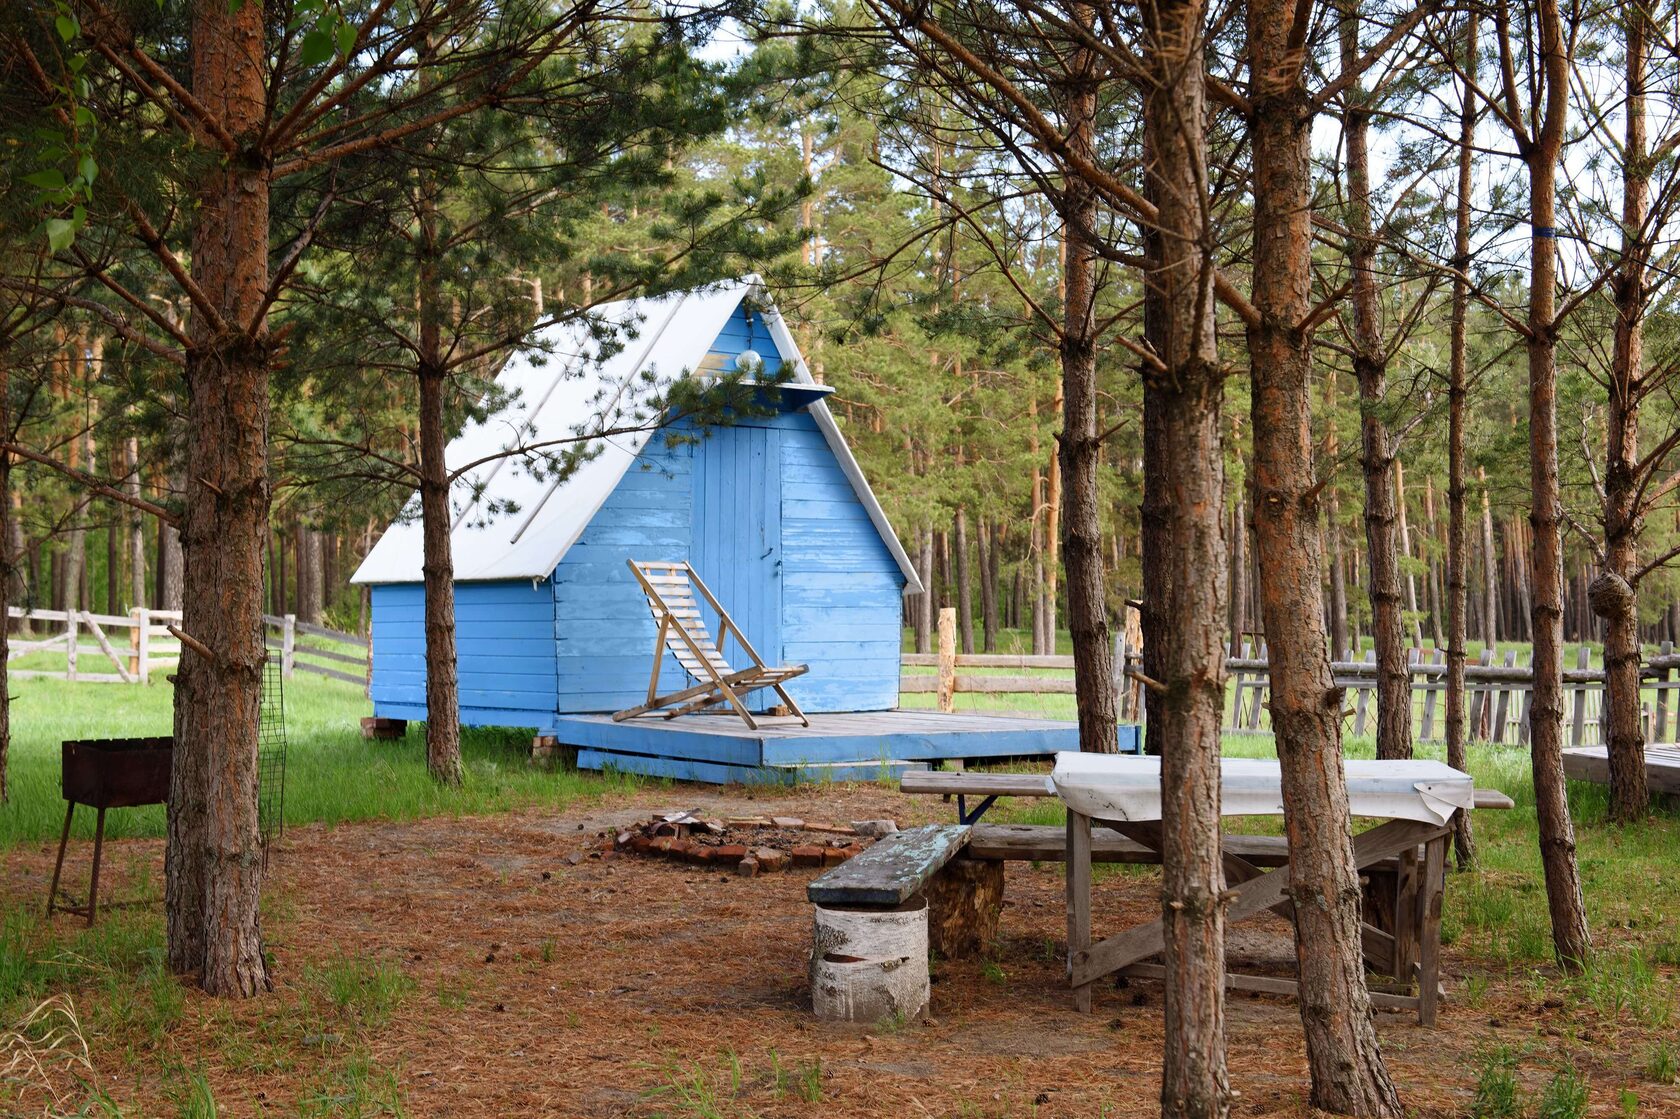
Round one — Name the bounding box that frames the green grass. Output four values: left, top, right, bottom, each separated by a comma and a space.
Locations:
0, 671, 640, 849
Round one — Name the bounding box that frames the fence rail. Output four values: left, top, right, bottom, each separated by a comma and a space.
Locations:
7, 607, 368, 688
900, 611, 1680, 749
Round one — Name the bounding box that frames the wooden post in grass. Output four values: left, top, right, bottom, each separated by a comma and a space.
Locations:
66, 612, 78, 682
136, 608, 151, 685
128, 609, 141, 679
937, 608, 957, 714
281, 614, 296, 679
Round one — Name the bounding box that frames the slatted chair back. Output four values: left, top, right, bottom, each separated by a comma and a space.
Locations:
619, 559, 810, 729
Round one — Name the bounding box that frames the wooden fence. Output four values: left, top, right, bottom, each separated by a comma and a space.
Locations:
7, 607, 368, 688
902, 610, 1680, 748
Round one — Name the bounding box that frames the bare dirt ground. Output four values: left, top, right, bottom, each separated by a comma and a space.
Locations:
6, 783, 1677, 1118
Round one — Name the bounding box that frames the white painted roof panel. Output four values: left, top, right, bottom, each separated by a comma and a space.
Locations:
351, 278, 921, 592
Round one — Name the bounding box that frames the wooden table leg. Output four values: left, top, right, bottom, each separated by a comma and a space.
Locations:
1417, 835, 1447, 1026
1066, 810, 1093, 1013
86, 807, 107, 928
45, 802, 75, 917
1393, 845, 1420, 984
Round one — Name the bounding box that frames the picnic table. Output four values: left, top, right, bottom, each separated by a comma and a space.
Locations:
901, 757, 1514, 1026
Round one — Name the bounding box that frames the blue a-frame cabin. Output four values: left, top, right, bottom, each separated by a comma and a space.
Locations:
352, 278, 1081, 782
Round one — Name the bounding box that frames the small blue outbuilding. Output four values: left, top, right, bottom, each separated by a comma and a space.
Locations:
351, 278, 926, 740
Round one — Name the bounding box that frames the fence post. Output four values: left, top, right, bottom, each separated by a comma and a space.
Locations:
936, 607, 956, 713
137, 608, 152, 685
282, 614, 297, 680
66, 611, 78, 682
128, 608, 141, 680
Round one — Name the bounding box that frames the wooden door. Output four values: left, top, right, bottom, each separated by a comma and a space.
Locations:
690, 422, 783, 705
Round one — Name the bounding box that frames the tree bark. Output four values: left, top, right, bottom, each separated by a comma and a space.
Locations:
915, 529, 934, 653
1056, 6, 1115, 754
0, 353, 11, 803
1230, 479, 1250, 657
1247, 3, 1402, 1112
1598, 3, 1650, 822
1446, 8, 1479, 868
1479, 471, 1497, 650
1322, 374, 1349, 661
1520, 0, 1592, 969
296, 524, 324, 626
954, 507, 974, 655
1395, 459, 1423, 650
415, 135, 463, 786
1139, 1, 1231, 1109
979, 516, 999, 652
165, 0, 274, 997
1340, 16, 1411, 760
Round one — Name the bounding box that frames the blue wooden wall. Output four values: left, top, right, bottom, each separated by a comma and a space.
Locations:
367, 296, 907, 730
368, 580, 561, 727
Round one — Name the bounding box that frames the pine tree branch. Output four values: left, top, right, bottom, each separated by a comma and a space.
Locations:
0, 441, 180, 526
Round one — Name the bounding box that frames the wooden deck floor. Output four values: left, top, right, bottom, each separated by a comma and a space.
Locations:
558, 709, 1083, 784
1562, 744, 1680, 795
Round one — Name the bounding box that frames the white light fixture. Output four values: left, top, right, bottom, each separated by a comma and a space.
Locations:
735, 348, 764, 376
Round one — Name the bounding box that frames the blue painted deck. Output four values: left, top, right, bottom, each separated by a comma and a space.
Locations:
561, 709, 1086, 784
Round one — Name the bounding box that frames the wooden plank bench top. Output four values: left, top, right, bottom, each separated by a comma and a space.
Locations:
807, 824, 972, 907
967, 823, 1296, 867
900, 771, 1054, 797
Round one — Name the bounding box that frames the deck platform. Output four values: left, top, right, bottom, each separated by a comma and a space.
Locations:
559, 709, 1093, 784
1562, 744, 1680, 795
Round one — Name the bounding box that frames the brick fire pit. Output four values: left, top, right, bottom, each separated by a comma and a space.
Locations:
610, 811, 894, 876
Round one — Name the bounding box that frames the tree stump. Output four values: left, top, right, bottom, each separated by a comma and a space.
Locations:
810, 899, 929, 1022
923, 856, 1003, 959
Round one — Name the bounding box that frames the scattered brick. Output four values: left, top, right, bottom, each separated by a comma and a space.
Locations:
754, 848, 788, 872
735, 858, 759, 878
821, 846, 849, 866
791, 845, 825, 868
713, 844, 748, 865
771, 817, 805, 829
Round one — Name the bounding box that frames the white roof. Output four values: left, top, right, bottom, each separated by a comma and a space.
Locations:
351, 277, 921, 591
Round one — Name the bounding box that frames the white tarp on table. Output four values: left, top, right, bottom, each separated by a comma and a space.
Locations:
1050, 754, 1474, 825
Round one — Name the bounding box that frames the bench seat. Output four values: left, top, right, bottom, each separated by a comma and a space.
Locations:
807, 823, 972, 907
967, 823, 1295, 867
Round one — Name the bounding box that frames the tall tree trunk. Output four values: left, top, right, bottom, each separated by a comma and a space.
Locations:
1521, 0, 1592, 968
979, 516, 999, 652
1340, 16, 1411, 760
1446, 9, 1479, 868
916, 529, 934, 653
1056, 6, 1115, 753
1596, 3, 1650, 822
1395, 460, 1424, 650
1140, 1, 1231, 1109
954, 506, 974, 655
1229, 482, 1250, 657
0, 354, 11, 803
1322, 375, 1349, 660
296, 525, 324, 626
1247, 3, 1401, 1112
1423, 476, 1445, 650
165, 0, 274, 997
416, 145, 463, 786
63, 340, 87, 626
1479, 471, 1497, 649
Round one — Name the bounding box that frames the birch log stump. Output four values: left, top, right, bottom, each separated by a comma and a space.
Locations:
810, 899, 929, 1022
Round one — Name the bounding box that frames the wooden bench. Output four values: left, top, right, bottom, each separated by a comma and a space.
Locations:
899, 770, 1053, 823
807, 822, 1005, 960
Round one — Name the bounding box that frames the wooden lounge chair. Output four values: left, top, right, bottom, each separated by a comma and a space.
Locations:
614, 560, 810, 729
